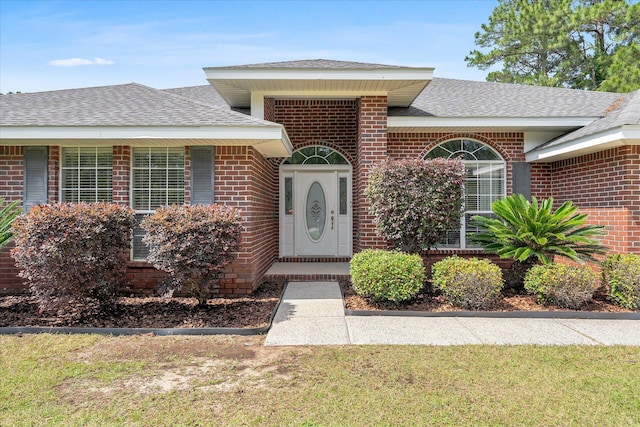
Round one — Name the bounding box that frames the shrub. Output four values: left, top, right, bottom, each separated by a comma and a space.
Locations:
365, 158, 465, 253
350, 249, 425, 303
602, 254, 640, 309
471, 194, 606, 289
0, 198, 20, 250
431, 256, 503, 309
524, 264, 599, 309
141, 204, 242, 305
11, 203, 134, 315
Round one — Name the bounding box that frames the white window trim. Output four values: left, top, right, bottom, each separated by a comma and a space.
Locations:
425, 139, 506, 249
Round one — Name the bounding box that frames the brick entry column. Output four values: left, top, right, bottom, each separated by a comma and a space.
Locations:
356, 96, 388, 250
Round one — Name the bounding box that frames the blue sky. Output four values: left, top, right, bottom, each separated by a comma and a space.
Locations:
0, 0, 500, 93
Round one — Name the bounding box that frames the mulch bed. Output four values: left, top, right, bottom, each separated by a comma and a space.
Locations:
341, 281, 635, 313
0, 280, 284, 329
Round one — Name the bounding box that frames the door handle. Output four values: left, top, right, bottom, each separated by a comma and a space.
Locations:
331, 210, 334, 230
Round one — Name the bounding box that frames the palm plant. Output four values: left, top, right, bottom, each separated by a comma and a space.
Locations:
470, 194, 607, 288
0, 198, 21, 250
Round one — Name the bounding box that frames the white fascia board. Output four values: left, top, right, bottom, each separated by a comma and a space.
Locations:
388, 116, 598, 130
525, 125, 640, 162
0, 125, 285, 141
204, 68, 434, 81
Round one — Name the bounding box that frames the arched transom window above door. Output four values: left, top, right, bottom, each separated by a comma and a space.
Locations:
424, 139, 506, 249
283, 146, 349, 165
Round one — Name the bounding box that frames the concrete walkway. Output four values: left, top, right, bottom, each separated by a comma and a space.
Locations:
264, 281, 640, 346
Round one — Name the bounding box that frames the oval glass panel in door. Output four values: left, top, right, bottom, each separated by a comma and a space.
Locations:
306, 181, 326, 241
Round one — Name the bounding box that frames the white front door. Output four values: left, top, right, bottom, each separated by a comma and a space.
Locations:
280, 167, 352, 257
295, 172, 335, 255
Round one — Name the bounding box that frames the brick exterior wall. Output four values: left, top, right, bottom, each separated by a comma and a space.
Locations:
212, 146, 279, 294
0, 147, 25, 293
533, 145, 640, 255
356, 96, 389, 250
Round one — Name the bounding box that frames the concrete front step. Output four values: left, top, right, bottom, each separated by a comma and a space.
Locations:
263, 262, 350, 282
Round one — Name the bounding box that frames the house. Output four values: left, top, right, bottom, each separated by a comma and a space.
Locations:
1, 59, 639, 295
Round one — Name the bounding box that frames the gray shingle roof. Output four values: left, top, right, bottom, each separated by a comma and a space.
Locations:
536, 90, 640, 149
0, 83, 272, 127
162, 85, 230, 109
205, 59, 409, 70
389, 78, 622, 118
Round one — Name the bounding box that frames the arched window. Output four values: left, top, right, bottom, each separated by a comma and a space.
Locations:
283, 146, 349, 165
425, 139, 506, 248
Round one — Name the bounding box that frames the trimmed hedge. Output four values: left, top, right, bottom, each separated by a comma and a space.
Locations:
141, 204, 242, 304
524, 263, 599, 309
603, 254, 640, 309
350, 249, 425, 303
431, 256, 503, 309
11, 202, 134, 315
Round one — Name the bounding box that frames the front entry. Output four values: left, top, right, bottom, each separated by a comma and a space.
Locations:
279, 147, 352, 257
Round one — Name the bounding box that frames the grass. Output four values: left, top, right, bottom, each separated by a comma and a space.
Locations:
1, 334, 639, 426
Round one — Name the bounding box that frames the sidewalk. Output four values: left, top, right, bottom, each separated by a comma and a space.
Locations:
264, 281, 640, 346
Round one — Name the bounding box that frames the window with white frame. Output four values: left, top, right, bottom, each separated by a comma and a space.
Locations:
131, 147, 185, 260
60, 147, 113, 202
424, 139, 505, 248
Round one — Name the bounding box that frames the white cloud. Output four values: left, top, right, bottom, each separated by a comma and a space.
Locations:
49, 57, 114, 67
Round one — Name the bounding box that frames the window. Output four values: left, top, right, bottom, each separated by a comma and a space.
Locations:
283, 146, 349, 165
424, 139, 505, 248
61, 147, 112, 202
131, 147, 185, 260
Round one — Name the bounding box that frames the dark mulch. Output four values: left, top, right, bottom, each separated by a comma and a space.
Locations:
341, 281, 635, 313
0, 280, 284, 329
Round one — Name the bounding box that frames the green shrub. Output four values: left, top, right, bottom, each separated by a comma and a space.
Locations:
602, 254, 640, 309
0, 198, 20, 250
431, 256, 503, 309
141, 204, 242, 305
11, 203, 134, 315
471, 194, 606, 289
350, 249, 425, 303
365, 158, 465, 253
524, 264, 599, 309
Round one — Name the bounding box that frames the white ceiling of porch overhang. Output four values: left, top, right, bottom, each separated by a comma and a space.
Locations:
204, 68, 434, 108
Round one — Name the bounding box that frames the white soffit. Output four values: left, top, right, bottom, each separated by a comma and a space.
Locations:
204, 68, 434, 108
0, 126, 293, 158
525, 125, 640, 162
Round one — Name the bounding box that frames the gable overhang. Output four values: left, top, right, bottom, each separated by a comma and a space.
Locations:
204, 68, 434, 108
0, 125, 293, 158
525, 125, 640, 162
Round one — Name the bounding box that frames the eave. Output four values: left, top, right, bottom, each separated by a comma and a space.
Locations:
525, 125, 640, 162
204, 68, 434, 108
0, 125, 293, 158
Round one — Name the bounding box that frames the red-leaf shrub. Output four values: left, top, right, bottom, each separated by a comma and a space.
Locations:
365, 158, 465, 253
11, 203, 135, 315
141, 204, 242, 304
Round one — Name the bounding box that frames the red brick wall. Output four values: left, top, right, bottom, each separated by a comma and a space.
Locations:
356, 96, 388, 250
540, 146, 640, 254
0, 147, 25, 293
214, 146, 279, 294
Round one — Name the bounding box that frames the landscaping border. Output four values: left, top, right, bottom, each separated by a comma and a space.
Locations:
0, 282, 287, 336
344, 307, 640, 320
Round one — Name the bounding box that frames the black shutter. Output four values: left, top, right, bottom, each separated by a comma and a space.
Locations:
23, 146, 48, 212
190, 146, 215, 205
512, 162, 532, 200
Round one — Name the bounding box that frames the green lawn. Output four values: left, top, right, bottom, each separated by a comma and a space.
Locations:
1, 334, 638, 426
